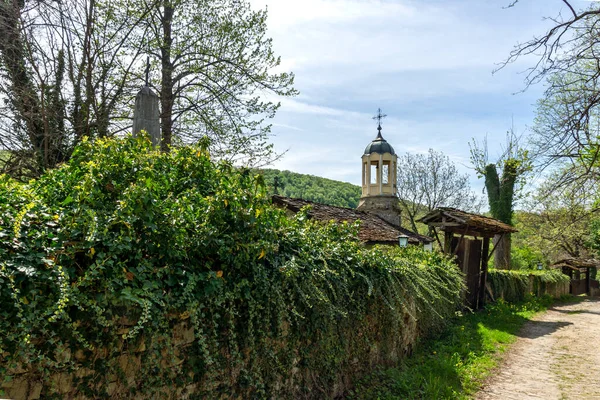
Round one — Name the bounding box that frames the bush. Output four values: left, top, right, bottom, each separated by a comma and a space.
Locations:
487, 269, 569, 303
0, 135, 464, 398
510, 244, 546, 270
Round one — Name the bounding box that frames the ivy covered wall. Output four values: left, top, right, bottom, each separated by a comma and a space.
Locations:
0, 136, 464, 399
487, 269, 570, 303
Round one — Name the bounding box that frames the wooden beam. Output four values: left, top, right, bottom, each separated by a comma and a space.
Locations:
487, 234, 504, 260
427, 222, 463, 227
432, 227, 444, 250
441, 211, 467, 224
478, 237, 490, 309
453, 227, 469, 256
444, 230, 453, 254
586, 267, 591, 295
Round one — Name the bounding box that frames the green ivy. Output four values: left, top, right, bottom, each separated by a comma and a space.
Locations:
488, 269, 569, 303
0, 135, 464, 398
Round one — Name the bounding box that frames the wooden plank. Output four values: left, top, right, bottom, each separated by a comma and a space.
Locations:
444, 230, 453, 254
441, 211, 467, 224
586, 267, 591, 295
438, 226, 497, 238
466, 238, 482, 308
488, 234, 504, 259
453, 230, 467, 255
478, 237, 490, 309
427, 222, 463, 227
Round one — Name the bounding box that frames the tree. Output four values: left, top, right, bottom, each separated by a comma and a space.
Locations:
260, 169, 362, 209
0, 0, 149, 178
0, 0, 296, 179
396, 149, 481, 234
470, 133, 531, 269
514, 170, 599, 264
137, 0, 297, 160
500, 1, 600, 183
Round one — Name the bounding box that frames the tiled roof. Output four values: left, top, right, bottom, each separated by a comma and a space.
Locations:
272, 195, 433, 245
550, 258, 600, 270
418, 207, 517, 237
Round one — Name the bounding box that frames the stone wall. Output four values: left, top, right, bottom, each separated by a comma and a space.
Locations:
1, 298, 424, 399
527, 276, 570, 299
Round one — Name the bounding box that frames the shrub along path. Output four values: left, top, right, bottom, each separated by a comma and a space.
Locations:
476, 297, 600, 400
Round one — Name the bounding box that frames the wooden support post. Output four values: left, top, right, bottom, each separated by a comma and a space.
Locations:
444, 230, 453, 255
569, 269, 573, 294
432, 227, 444, 251
487, 234, 503, 260
478, 237, 490, 309
586, 267, 591, 295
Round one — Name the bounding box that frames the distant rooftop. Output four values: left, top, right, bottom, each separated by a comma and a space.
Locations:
272, 195, 432, 245
418, 207, 517, 238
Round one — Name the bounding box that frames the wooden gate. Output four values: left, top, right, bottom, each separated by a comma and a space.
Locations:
453, 237, 482, 308
418, 208, 517, 309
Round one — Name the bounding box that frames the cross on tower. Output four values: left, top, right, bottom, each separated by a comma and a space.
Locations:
372, 108, 387, 134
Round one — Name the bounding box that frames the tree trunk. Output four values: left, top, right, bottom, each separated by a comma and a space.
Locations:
483, 163, 517, 270
0, 0, 44, 170
493, 234, 511, 270
160, 0, 174, 151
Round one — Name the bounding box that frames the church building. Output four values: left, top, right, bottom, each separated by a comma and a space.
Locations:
272, 111, 432, 248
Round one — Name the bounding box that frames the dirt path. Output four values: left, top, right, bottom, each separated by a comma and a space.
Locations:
476, 298, 600, 400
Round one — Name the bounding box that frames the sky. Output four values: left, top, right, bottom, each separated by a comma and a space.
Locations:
247, 0, 582, 195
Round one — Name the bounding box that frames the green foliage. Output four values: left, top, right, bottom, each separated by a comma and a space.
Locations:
0, 135, 463, 398
512, 170, 599, 264
487, 269, 569, 303
470, 134, 532, 270
351, 295, 554, 399
259, 168, 362, 208
510, 243, 546, 270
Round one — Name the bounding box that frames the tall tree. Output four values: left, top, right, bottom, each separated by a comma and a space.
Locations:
138, 0, 297, 161
515, 169, 599, 263
500, 1, 600, 183
0, 0, 296, 178
396, 149, 481, 233
0, 0, 149, 178
470, 133, 531, 269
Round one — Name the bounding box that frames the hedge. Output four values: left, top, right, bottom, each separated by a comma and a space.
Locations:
487, 269, 570, 303
0, 135, 464, 398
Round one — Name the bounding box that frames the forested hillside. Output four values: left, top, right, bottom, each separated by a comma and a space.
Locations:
259, 169, 361, 208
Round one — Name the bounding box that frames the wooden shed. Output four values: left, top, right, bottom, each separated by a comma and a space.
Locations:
418, 207, 518, 309
551, 258, 599, 296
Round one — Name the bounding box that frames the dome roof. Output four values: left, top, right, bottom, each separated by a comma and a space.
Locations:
364, 129, 395, 155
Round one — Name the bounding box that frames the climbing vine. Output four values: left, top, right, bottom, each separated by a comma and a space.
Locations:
0, 135, 464, 398
487, 269, 569, 303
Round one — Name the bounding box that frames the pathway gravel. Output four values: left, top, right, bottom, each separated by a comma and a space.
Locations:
476, 297, 600, 400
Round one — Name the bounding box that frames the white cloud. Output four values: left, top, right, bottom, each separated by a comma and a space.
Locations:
253, 0, 572, 198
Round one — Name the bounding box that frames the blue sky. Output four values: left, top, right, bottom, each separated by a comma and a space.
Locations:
249, 0, 576, 194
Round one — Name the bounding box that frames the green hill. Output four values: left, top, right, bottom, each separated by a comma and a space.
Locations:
258, 169, 361, 208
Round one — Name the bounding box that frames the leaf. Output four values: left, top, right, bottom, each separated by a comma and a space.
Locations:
61, 196, 74, 206
179, 311, 190, 320
258, 249, 266, 259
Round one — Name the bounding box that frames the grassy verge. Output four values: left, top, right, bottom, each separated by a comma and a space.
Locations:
350, 295, 565, 399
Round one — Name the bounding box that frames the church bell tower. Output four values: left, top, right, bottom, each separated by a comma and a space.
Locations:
356, 109, 402, 227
